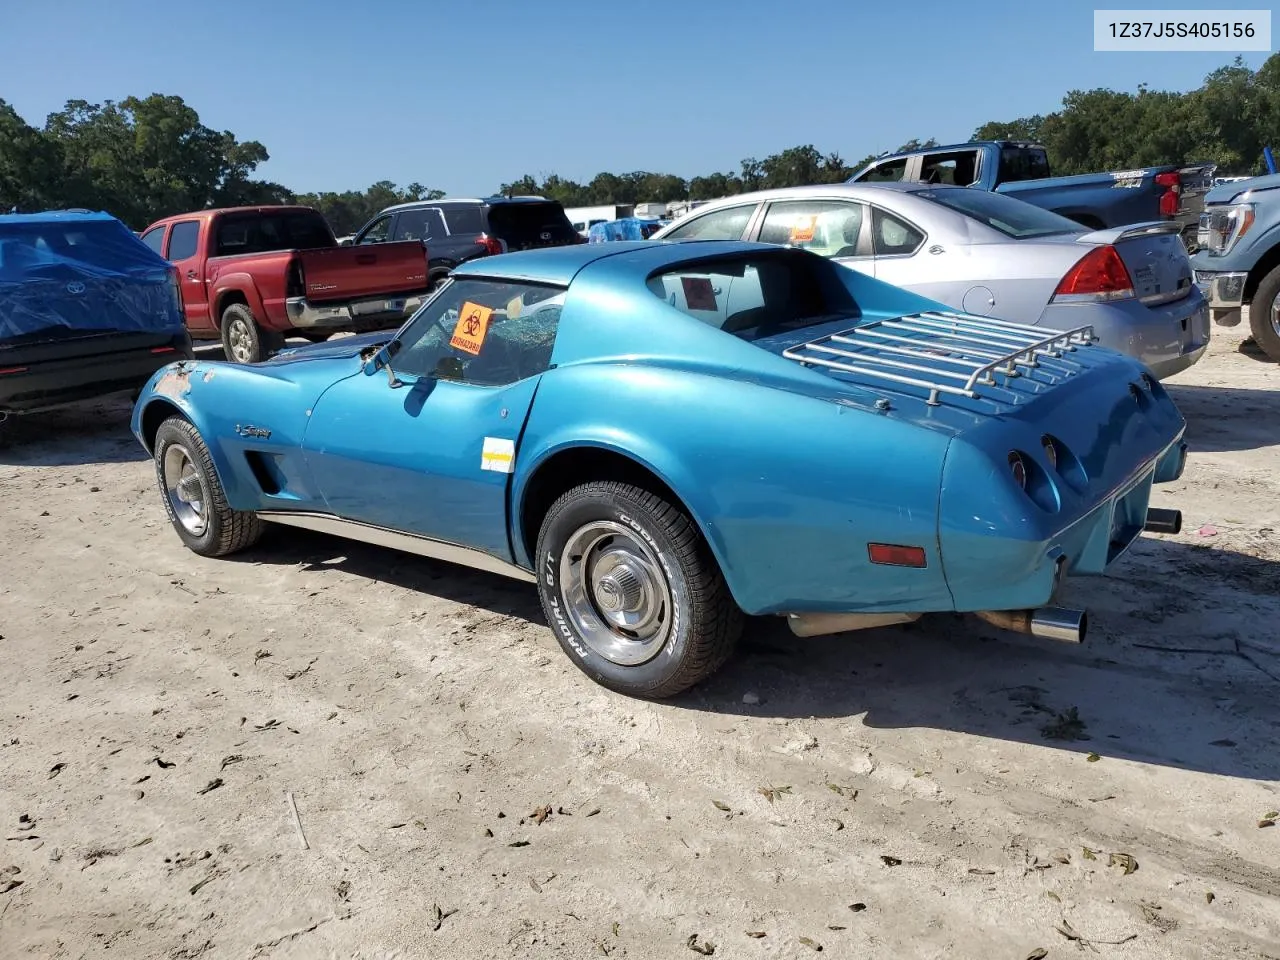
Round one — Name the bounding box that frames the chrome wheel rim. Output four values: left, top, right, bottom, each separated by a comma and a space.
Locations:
226, 318, 253, 363
162, 443, 207, 536
1270, 289, 1280, 338
559, 521, 672, 666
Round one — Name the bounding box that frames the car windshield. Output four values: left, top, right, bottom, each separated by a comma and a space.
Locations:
914, 188, 1080, 239
647, 250, 860, 342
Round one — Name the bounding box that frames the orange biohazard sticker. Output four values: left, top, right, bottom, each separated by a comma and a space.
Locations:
450, 302, 492, 355
789, 215, 818, 243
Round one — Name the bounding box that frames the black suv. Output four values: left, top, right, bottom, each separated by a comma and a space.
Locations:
352, 196, 582, 292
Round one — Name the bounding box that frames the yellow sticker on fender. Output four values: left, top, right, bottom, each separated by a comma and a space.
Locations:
450, 302, 492, 355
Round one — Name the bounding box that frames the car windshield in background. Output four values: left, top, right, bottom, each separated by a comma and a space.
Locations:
647, 252, 860, 342
486, 202, 578, 245
915, 188, 1081, 239
214, 211, 333, 256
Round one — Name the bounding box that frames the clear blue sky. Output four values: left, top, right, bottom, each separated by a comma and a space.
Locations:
0, 0, 1269, 196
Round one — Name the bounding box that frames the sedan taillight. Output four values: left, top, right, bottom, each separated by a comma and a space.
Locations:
1051, 245, 1135, 303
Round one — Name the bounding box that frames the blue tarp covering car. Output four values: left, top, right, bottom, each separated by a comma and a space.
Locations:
587, 217, 670, 243
0, 211, 192, 425
0, 211, 186, 343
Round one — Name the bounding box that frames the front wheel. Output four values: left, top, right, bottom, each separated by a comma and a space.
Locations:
535, 481, 742, 698
1248, 265, 1280, 362
153, 416, 264, 557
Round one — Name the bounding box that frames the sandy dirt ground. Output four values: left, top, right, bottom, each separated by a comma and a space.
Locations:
1, 321, 1278, 960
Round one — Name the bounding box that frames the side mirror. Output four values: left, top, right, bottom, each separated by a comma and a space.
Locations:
363, 340, 404, 386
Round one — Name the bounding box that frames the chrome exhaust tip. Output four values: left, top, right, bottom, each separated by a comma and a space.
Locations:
973, 606, 1087, 644
1144, 507, 1182, 535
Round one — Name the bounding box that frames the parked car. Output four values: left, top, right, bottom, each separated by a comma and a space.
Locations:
1, 210, 192, 439
1191, 174, 1280, 361
587, 217, 671, 242
130, 240, 1188, 698
350, 196, 581, 293
848, 140, 1202, 235
139, 205, 430, 364
651, 184, 1208, 380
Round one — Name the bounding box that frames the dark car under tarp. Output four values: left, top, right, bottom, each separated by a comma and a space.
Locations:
0, 211, 192, 425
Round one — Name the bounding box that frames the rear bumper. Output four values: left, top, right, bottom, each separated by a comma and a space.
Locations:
284, 289, 430, 331
1194, 270, 1247, 309
1041, 293, 1210, 381
944, 430, 1185, 613
0, 332, 194, 415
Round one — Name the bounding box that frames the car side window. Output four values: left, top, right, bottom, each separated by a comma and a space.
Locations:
391, 278, 565, 387
919, 150, 980, 186
871, 208, 925, 256
140, 226, 166, 256
166, 221, 200, 261
393, 208, 447, 242
443, 206, 485, 235
757, 200, 866, 258
662, 204, 756, 241
856, 158, 908, 183
359, 216, 392, 244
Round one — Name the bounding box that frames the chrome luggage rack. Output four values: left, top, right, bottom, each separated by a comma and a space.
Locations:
782, 311, 1097, 406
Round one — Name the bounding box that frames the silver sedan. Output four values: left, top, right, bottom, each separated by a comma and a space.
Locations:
650, 183, 1209, 379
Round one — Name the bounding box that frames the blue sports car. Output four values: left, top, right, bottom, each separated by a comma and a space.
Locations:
131, 240, 1188, 698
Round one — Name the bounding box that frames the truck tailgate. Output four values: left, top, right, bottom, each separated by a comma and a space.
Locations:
298, 240, 428, 303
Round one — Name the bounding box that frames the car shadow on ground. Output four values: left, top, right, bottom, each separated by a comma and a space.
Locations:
0, 395, 148, 466
230, 523, 1280, 782
1167, 382, 1280, 453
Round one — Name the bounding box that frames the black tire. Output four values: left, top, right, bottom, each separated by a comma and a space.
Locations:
153, 416, 264, 557
1247, 265, 1280, 362
426, 268, 451, 295
220, 303, 282, 364
535, 481, 742, 698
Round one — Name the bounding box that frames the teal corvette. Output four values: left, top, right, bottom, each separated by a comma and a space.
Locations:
131, 240, 1188, 698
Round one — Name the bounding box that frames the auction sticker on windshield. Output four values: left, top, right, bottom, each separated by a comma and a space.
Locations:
450, 302, 492, 355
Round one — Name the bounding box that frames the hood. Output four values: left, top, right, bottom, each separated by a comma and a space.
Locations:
264, 331, 394, 365
1204, 174, 1280, 206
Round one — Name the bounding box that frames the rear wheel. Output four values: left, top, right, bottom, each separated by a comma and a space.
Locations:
425, 268, 451, 296
1248, 265, 1280, 362
153, 416, 264, 557
220, 303, 282, 364
535, 481, 742, 698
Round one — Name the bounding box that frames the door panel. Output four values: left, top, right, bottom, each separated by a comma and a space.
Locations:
166, 220, 212, 333
301, 372, 540, 560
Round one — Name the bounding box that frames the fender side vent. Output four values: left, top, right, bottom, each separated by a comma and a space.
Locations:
244, 451, 282, 495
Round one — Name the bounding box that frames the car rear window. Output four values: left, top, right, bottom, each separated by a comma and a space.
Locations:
486, 202, 578, 244
999, 147, 1051, 183
914, 188, 1080, 239
214, 211, 334, 256
647, 251, 861, 342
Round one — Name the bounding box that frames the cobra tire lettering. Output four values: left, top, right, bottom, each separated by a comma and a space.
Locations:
616, 511, 682, 658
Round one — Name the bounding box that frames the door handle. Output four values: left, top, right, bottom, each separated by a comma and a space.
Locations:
186, 270, 198, 280
355, 254, 376, 264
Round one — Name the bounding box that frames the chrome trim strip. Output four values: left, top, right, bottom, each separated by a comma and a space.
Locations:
255, 511, 536, 583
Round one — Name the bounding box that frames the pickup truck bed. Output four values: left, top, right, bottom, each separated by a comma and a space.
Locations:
139, 206, 430, 363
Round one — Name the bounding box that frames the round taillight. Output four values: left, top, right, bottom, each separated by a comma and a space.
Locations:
1042, 435, 1059, 470
1008, 452, 1028, 489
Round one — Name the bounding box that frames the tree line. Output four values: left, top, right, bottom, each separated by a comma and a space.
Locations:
3, 56, 1278, 236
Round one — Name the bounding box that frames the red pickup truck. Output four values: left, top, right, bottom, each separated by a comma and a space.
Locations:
138, 205, 430, 363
